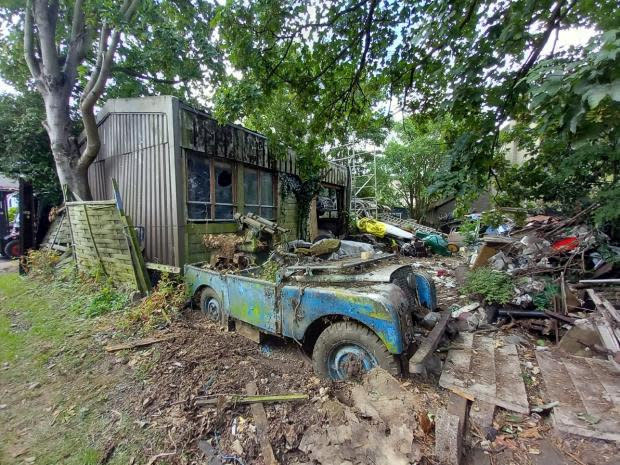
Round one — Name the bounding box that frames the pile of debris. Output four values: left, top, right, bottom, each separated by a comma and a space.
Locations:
430, 205, 620, 462
450, 205, 618, 341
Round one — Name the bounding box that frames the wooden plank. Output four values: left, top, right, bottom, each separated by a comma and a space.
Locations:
146, 262, 182, 274
580, 279, 620, 284
470, 401, 495, 429
439, 332, 474, 391
468, 335, 496, 400
66, 200, 117, 206
587, 288, 620, 325
409, 311, 450, 370
544, 310, 578, 324
494, 340, 529, 414
436, 393, 468, 465
105, 335, 174, 352
236, 320, 262, 343
440, 335, 529, 414
435, 411, 461, 465
587, 358, 620, 404
562, 356, 614, 418
536, 350, 620, 441
245, 381, 278, 465
595, 321, 620, 353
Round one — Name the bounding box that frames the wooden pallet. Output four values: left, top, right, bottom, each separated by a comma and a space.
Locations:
439, 333, 529, 414
536, 350, 620, 441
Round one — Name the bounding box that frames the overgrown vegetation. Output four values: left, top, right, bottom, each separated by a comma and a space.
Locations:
0, 269, 164, 464
23, 249, 62, 280
124, 274, 186, 331
496, 30, 620, 225
24, 250, 133, 319
457, 219, 480, 246
464, 268, 515, 305
532, 282, 560, 311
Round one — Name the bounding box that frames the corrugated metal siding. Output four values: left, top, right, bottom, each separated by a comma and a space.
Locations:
87, 112, 177, 266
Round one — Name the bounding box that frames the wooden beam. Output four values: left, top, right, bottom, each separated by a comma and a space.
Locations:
409, 311, 450, 371
544, 310, 578, 325
587, 289, 620, 325
246, 382, 278, 465
436, 393, 468, 465
146, 262, 182, 274
105, 335, 174, 352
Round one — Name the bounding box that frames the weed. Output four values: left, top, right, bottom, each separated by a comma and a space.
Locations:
463, 267, 515, 304
24, 249, 61, 280
125, 273, 186, 331
522, 372, 534, 386
457, 219, 480, 246
258, 260, 279, 282
84, 285, 130, 318
532, 282, 559, 310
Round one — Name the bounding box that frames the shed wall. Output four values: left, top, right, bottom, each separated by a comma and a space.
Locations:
88, 107, 180, 266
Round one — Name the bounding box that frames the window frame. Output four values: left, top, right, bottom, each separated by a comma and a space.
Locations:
243, 167, 276, 220
186, 152, 236, 222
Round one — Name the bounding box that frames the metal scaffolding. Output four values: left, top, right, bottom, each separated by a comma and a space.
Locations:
330, 144, 379, 219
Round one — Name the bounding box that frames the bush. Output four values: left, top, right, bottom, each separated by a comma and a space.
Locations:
24, 249, 61, 280
125, 274, 186, 330
463, 267, 514, 304
532, 282, 559, 310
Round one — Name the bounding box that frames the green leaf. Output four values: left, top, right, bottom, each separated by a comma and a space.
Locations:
584, 84, 611, 108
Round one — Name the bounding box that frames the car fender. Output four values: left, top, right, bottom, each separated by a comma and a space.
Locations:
184, 263, 230, 312
281, 283, 409, 354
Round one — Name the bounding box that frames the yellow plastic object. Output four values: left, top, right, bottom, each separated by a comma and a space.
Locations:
357, 218, 387, 237
447, 243, 460, 253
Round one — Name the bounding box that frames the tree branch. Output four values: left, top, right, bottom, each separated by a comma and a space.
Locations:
32, 0, 61, 81
113, 65, 184, 84
23, 0, 41, 80
83, 24, 111, 97
63, 0, 88, 89
78, 0, 141, 169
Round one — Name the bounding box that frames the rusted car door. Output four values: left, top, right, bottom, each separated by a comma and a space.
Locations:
226, 274, 279, 334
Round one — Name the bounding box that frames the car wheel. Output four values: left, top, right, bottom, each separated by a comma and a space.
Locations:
312, 321, 401, 381
4, 239, 20, 259
199, 287, 222, 322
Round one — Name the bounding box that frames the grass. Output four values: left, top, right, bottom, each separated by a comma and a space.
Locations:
0, 272, 157, 465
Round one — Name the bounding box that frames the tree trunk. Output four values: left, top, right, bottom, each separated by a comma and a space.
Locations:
42, 94, 93, 201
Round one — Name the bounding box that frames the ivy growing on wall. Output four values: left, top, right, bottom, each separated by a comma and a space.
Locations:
280, 173, 323, 240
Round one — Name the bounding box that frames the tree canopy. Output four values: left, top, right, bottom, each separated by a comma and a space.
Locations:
377, 116, 458, 220
0, 0, 224, 199
0, 91, 61, 202
214, 0, 617, 177
496, 30, 620, 224
0, 0, 617, 223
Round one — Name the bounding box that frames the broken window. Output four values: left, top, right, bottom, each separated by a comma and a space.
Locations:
244, 168, 275, 219
214, 162, 234, 219
186, 153, 235, 221
187, 154, 210, 220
